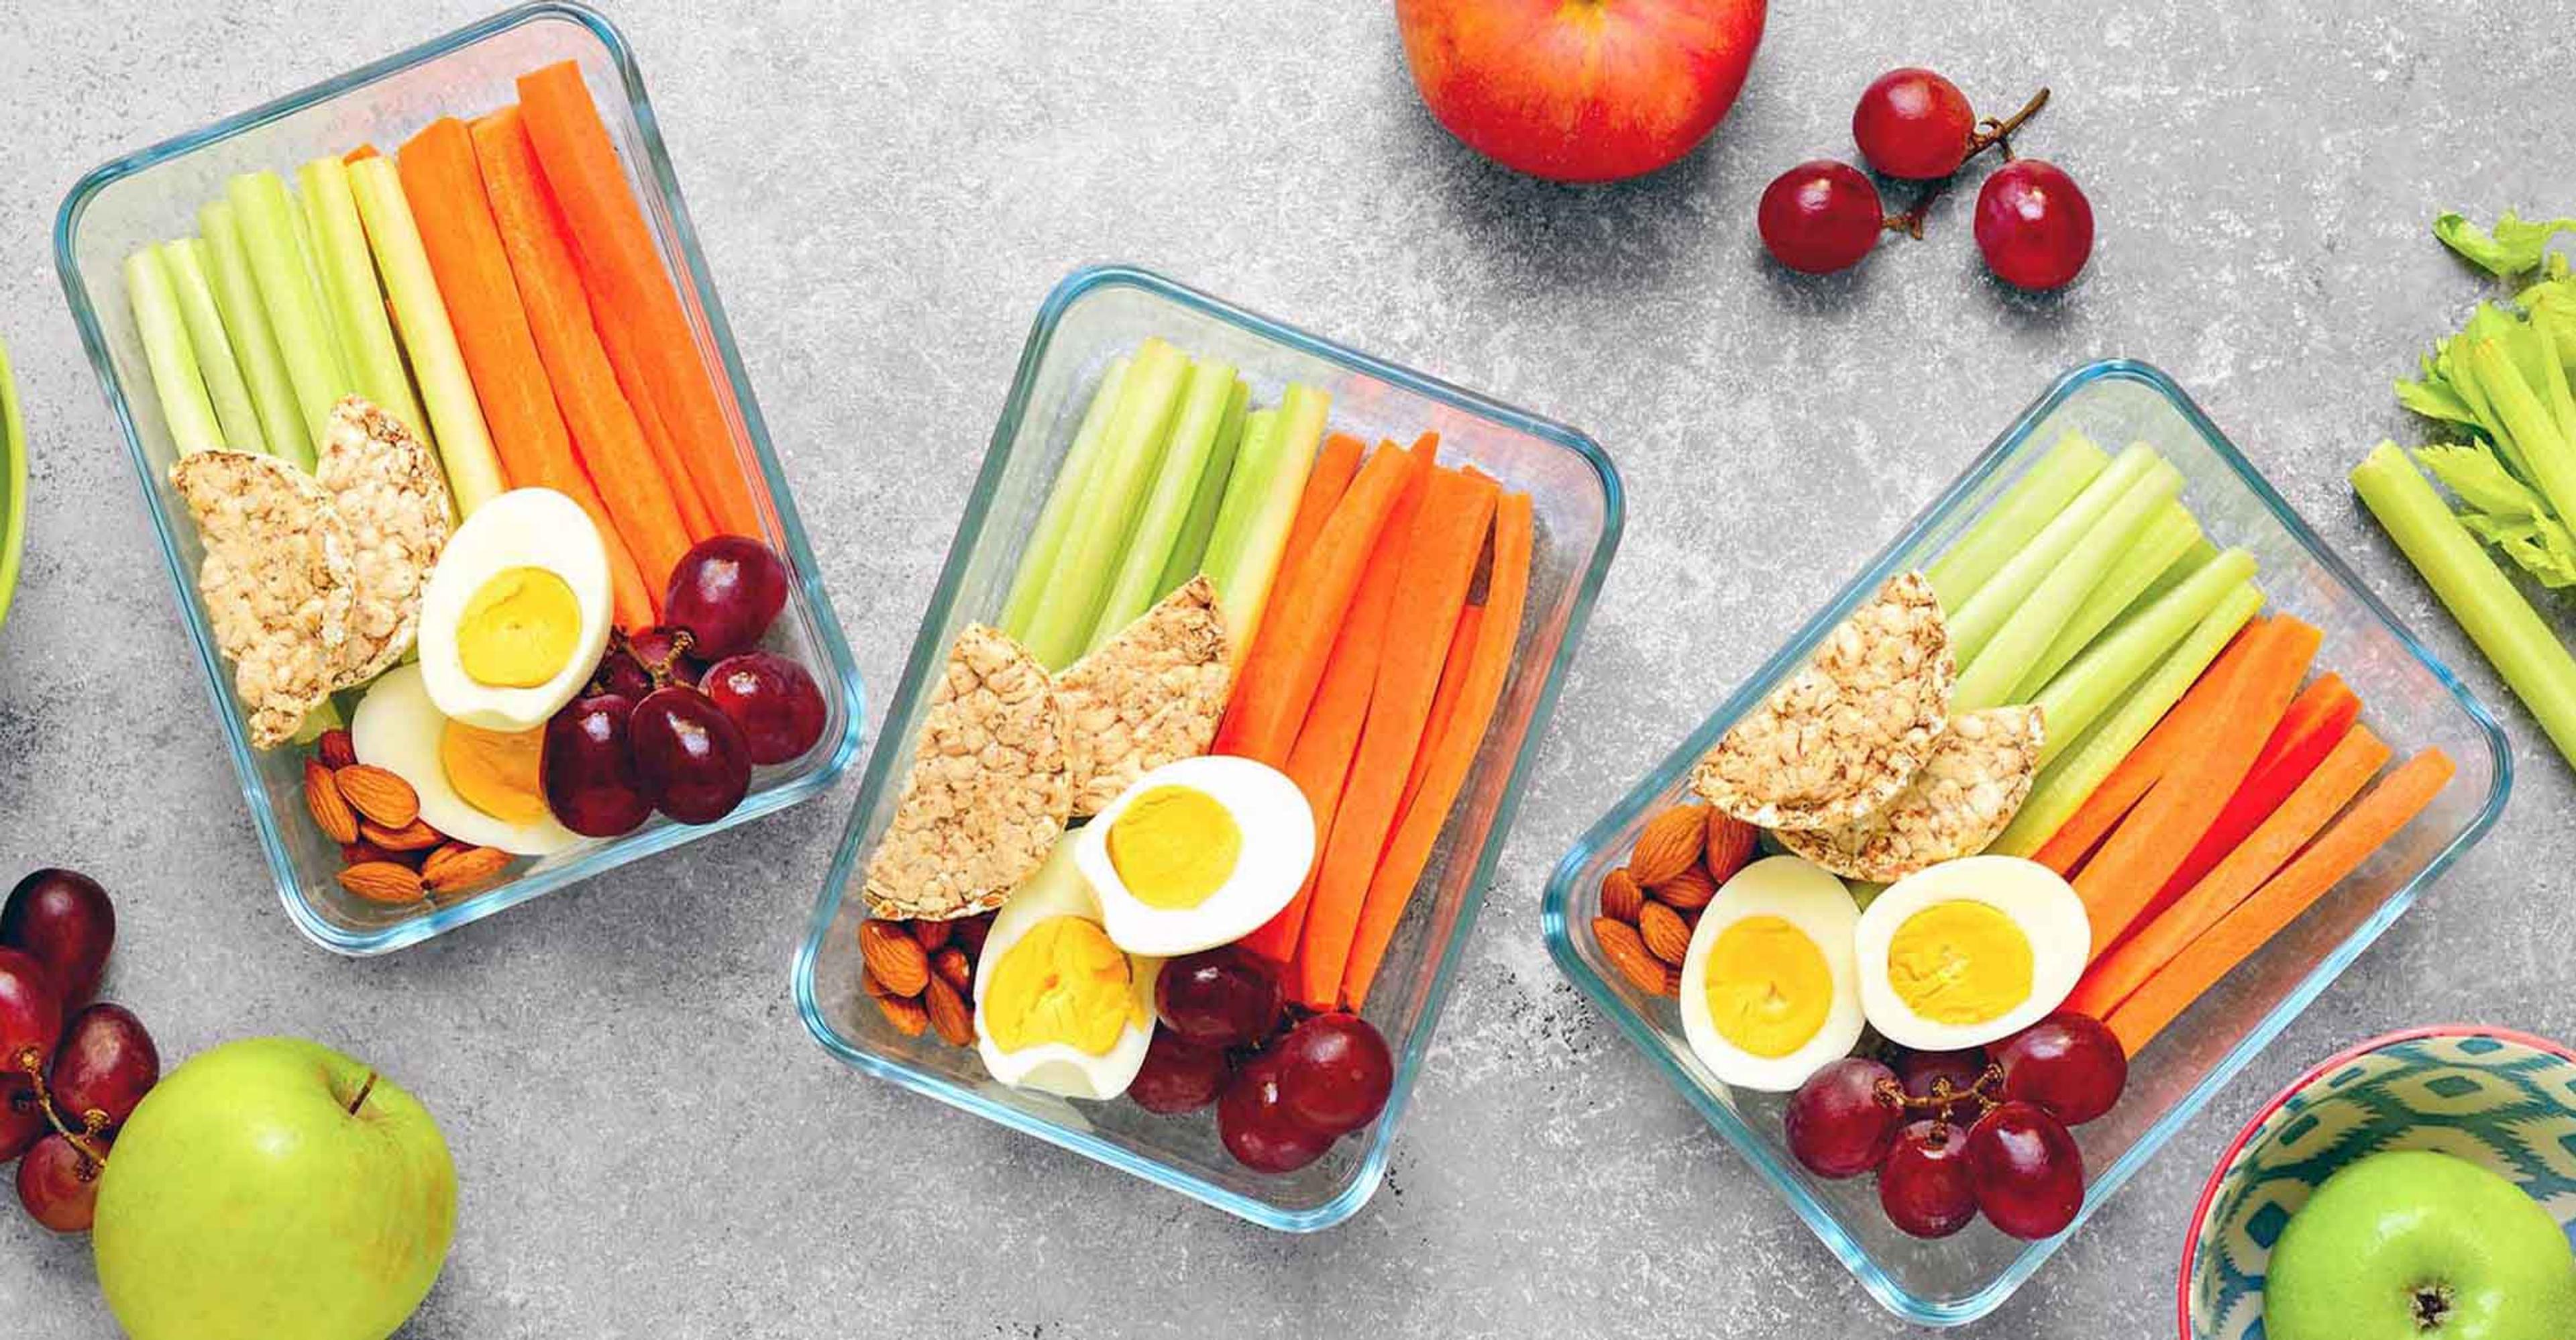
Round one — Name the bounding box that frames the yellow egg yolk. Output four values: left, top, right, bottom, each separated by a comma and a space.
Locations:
982, 917, 1145, 1056
1886, 900, 2034, 1025
1104, 786, 1241, 910
457, 568, 581, 688
1703, 915, 1833, 1059
439, 721, 553, 826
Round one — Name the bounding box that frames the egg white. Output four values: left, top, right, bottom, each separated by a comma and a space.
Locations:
1677, 856, 1868, 1093
350, 664, 581, 857
972, 840, 1161, 1100
1853, 854, 2091, 1052
417, 488, 612, 732
1076, 755, 1315, 958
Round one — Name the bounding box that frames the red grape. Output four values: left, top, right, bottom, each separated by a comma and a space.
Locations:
1, 1072, 45, 1163
626, 625, 708, 689
0, 947, 62, 1077
1992, 1013, 2127, 1126
592, 645, 656, 701
1975, 159, 2094, 290
1785, 1057, 1902, 1180
541, 694, 654, 837
2, 869, 114, 1011
1273, 1013, 1393, 1136
1852, 68, 1976, 179
665, 536, 790, 660
1758, 161, 1886, 275
1154, 947, 1283, 1050
49, 1003, 158, 1131
1966, 1100, 2086, 1239
1894, 1047, 1991, 1116
1217, 1053, 1333, 1175
15, 1131, 108, 1233
1879, 1119, 1979, 1239
700, 652, 827, 766
630, 686, 755, 824
1128, 1028, 1231, 1116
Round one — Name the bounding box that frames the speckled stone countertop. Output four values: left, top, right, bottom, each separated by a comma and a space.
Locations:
2, 3, 2568, 1335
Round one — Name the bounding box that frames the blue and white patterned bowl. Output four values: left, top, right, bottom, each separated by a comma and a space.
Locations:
2180, 1026, 2576, 1339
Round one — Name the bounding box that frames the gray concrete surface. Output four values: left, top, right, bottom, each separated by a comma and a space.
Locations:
3, 2, 2569, 1335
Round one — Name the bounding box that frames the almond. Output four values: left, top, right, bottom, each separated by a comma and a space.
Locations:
341, 840, 396, 866
873, 992, 930, 1037
909, 919, 952, 953
861, 967, 899, 1000
1595, 917, 1674, 996
335, 765, 421, 829
1706, 809, 1760, 882
422, 844, 513, 897
361, 819, 444, 853
858, 920, 932, 997
1638, 900, 1692, 966
337, 861, 425, 905
1628, 803, 1708, 886
922, 976, 974, 1047
1599, 868, 1645, 923
316, 728, 358, 770
304, 758, 360, 845
933, 945, 974, 996
1652, 862, 1718, 911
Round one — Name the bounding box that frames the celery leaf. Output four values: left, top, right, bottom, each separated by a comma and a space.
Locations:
2437, 210, 2576, 278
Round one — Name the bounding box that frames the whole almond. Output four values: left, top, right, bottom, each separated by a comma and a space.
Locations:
861, 967, 899, 1000
932, 946, 974, 996
1638, 900, 1692, 966
1599, 868, 1645, 923
858, 920, 932, 997
1628, 804, 1708, 887
304, 758, 360, 845
873, 992, 930, 1038
423, 844, 513, 896
341, 840, 397, 866
362, 819, 444, 853
1652, 862, 1719, 911
1705, 809, 1760, 882
922, 976, 974, 1047
908, 919, 952, 953
316, 728, 358, 770
335, 765, 421, 829
337, 861, 425, 905
1595, 917, 1674, 996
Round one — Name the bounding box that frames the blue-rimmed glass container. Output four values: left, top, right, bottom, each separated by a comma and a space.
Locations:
1542, 361, 2510, 1325
54, 3, 863, 955
796, 265, 1621, 1230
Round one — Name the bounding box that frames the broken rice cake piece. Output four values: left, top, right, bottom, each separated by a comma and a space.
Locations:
316, 397, 454, 688
1774, 705, 2045, 882
169, 450, 354, 750
1056, 574, 1233, 818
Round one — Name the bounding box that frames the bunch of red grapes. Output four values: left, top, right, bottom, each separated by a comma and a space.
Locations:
1783, 1012, 2128, 1241
1126, 945, 1395, 1175
1, 870, 159, 1235
545, 535, 828, 837
1758, 68, 2094, 291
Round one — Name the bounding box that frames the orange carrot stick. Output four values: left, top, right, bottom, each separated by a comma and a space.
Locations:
1397, 604, 1482, 826
517, 60, 762, 537
344, 144, 380, 164
1224, 432, 1367, 704
2153, 674, 2362, 904
396, 115, 657, 629
2105, 748, 2455, 1057
1342, 491, 1533, 1009
2032, 621, 2271, 875
592, 282, 714, 542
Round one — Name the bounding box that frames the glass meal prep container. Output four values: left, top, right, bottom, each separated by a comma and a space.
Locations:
796, 264, 1622, 1231
1541, 360, 2510, 1325
54, 3, 864, 956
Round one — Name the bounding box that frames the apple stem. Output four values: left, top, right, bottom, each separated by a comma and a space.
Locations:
347, 1070, 379, 1116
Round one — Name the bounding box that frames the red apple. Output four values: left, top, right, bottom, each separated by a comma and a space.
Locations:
1397, 0, 1767, 184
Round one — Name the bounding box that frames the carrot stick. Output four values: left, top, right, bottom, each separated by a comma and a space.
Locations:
1214, 446, 1422, 764
1281, 433, 1366, 572
590, 287, 715, 541
1342, 491, 1534, 1009
2033, 621, 2272, 874
517, 60, 762, 537
470, 107, 695, 590
2068, 724, 2390, 1019
2153, 674, 2363, 903
2074, 616, 2322, 959
2105, 748, 2455, 1057
344, 144, 380, 164
1397, 605, 1482, 825
396, 115, 657, 629
1296, 466, 1501, 1008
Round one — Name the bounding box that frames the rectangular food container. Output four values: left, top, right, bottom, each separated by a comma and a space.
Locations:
796, 264, 1621, 1230
1542, 360, 2510, 1325
54, 3, 864, 956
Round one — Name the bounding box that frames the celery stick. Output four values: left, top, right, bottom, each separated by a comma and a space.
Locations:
1955, 460, 2182, 711
1990, 581, 2264, 857
2133, 535, 2218, 615
1203, 409, 1282, 588
199, 199, 306, 463
292, 186, 361, 404
124, 247, 224, 454
2031, 546, 2258, 764
2466, 338, 2576, 528
227, 171, 345, 457
1159, 376, 1250, 595
349, 156, 501, 514
1927, 432, 2109, 611
2353, 441, 2576, 768
999, 358, 1130, 639
1950, 444, 2160, 665
1210, 382, 1328, 656
298, 156, 428, 444
160, 240, 266, 455
1021, 338, 1190, 668
1087, 357, 1240, 650
2013, 501, 2201, 701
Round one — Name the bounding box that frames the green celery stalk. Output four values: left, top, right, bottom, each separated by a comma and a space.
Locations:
2012, 501, 2202, 701
1955, 459, 2182, 711
348, 156, 500, 514
1927, 433, 2109, 611
291, 184, 361, 406
124, 247, 224, 454
1209, 382, 1328, 655
2535, 309, 2576, 445
1202, 408, 1282, 588
160, 240, 266, 455
297, 156, 429, 444
225, 170, 344, 458
1021, 338, 1190, 668
2030, 545, 2259, 764
198, 199, 307, 463
1158, 377, 1250, 595
999, 357, 1130, 639
2353, 441, 2576, 768
2133, 535, 2218, 613
1950, 443, 2161, 665
1990, 580, 2265, 857
2466, 338, 2576, 527
1085, 357, 1241, 650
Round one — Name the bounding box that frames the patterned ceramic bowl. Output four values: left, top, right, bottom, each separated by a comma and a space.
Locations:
2180, 1025, 2576, 1339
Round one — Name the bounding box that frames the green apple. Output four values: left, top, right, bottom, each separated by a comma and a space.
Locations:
91, 1037, 456, 1340
2267, 1149, 2576, 1340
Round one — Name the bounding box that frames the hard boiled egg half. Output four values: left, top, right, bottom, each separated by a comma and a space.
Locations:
352, 664, 580, 856
973, 838, 1161, 1100
418, 488, 612, 733
1854, 855, 2090, 1053
1678, 856, 1868, 1093
1075, 756, 1315, 958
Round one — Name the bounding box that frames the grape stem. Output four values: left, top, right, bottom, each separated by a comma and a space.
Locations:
17, 1049, 109, 1168
1880, 87, 2050, 238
